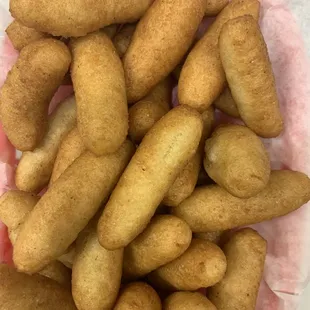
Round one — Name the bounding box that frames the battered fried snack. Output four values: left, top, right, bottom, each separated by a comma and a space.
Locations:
214, 87, 240, 118
209, 228, 267, 310
178, 0, 260, 112
163, 106, 214, 207
98, 106, 203, 250
10, 0, 153, 37
50, 127, 85, 185
124, 0, 206, 103
194, 231, 223, 244
6, 20, 50, 51
113, 24, 136, 58
114, 282, 161, 310
164, 292, 217, 310
205, 0, 229, 16
173, 170, 310, 232
149, 239, 227, 290
13, 140, 134, 273
71, 31, 128, 155
219, 15, 283, 137
123, 215, 192, 279
204, 124, 270, 198
0, 38, 71, 151
0, 191, 71, 287
0, 264, 76, 310
72, 223, 123, 310
15, 96, 76, 192
129, 77, 172, 144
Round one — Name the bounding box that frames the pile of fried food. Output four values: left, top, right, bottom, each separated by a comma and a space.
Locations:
0, 0, 309, 309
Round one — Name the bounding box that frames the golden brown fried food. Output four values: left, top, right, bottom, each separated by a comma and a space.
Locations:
149, 239, 227, 291
15, 96, 76, 193
173, 170, 310, 232
72, 223, 123, 310
209, 228, 267, 310
205, 0, 229, 16
6, 20, 50, 51
114, 282, 162, 310
129, 77, 172, 144
204, 124, 270, 198
113, 24, 136, 58
178, 0, 260, 112
219, 15, 283, 137
98, 106, 203, 250
13, 140, 134, 274
214, 87, 240, 118
164, 292, 217, 310
0, 39, 71, 151
71, 31, 128, 155
0, 264, 76, 310
10, 0, 152, 37
50, 127, 85, 185
123, 215, 192, 279
124, 0, 206, 103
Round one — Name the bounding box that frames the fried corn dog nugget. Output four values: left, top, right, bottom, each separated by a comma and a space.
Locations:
129, 77, 172, 144
15, 96, 76, 193
13, 140, 134, 274
50, 127, 85, 184
164, 292, 217, 310
71, 32, 128, 155
114, 282, 162, 310
0, 264, 76, 310
123, 215, 192, 279
204, 124, 270, 198
178, 0, 260, 112
6, 20, 50, 51
98, 106, 203, 250
173, 170, 310, 232
214, 87, 240, 118
124, 0, 206, 103
10, 0, 152, 37
219, 15, 283, 137
149, 239, 227, 291
0, 39, 71, 151
0, 191, 71, 286
72, 224, 123, 310
209, 228, 267, 310
113, 24, 136, 58
205, 0, 229, 16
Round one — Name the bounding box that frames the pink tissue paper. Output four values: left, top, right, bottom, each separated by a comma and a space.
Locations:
0, 0, 310, 309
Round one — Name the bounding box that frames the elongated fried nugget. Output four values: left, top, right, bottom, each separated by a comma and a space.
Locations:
71, 31, 128, 155
114, 282, 161, 310
149, 239, 227, 290
0, 39, 71, 151
6, 20, 50, 51
209, 228, 267, 310
124, 0, 206, 103
98, 106, 202, 250
13, 140, 134, 274
50, 127, 85, 184
0, 191, 71, 287
214, 87, 240, 117
204, 124, 270, 198
219, 15, 283, 137
10, 0, 152, 37
72, 224, 123, 310
164, 292, 217, 310
0, 264, 76, 310
173, 170, 310, 232
179, 0, 260, 112
15, 96, 76, 192
113, 24, 136, 58
129, 77, 172, 144
123, 215, 192, 279
205, 0, 229, 16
